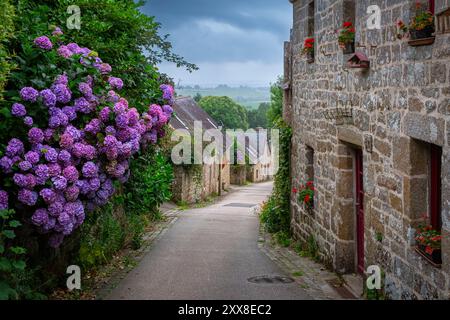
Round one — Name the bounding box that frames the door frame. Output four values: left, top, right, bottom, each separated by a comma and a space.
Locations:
354, 148, 365, 274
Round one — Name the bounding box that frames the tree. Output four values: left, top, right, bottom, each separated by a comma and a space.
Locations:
247, 102, 269, 129
198, 96, 249, 130
266, 76, 284, 127
5, 0, 197, 113
193, 93, 202, 102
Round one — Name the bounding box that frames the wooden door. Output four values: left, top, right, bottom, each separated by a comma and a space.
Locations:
355, 149, 365, 274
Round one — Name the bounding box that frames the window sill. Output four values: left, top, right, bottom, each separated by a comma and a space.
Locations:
408, 37, 435, 47
415, 246, 442, 268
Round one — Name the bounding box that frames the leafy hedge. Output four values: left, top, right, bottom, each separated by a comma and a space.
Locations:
260, 80, 292, 235
0, 0, 15, 102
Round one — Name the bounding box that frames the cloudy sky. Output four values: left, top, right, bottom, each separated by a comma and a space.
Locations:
141, 0, 292, 87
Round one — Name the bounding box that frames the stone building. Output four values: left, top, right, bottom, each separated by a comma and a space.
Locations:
284, 0, 450, 299
170, 97, 230, 204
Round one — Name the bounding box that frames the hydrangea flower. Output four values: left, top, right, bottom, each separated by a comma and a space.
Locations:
32, 208, 49, 226
40, 89, 57, 108
6, 138, 24, 157
20, 87, 39, 102
108, 77, 123, 90
82, 162, 98, 178
28, 128, 44, 144
18, 189, 38, 206
0, 190, 9, 210
34, 36, 53, 50
12, 103, 27, 117
24, 116, 34, 127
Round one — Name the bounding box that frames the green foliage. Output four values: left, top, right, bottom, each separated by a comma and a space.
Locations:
274, 231, 291, 248
247, 102, 269, 129
198, 96, 249, 130
260, 119, 292, 234
124, 148, 174, 218
4, 0, 195, 114
266, 77, 283, 127
0, 209, 45, 300
0, 0, 15, 102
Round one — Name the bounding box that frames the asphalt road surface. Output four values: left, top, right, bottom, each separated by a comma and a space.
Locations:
107, 182, 311, 300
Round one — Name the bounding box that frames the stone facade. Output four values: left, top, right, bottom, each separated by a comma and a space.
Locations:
285, 0, 450, 299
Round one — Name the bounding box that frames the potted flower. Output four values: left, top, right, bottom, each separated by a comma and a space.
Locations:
296, 181, 315, 209
397, 3, 435, 43
338, 22, 355, 54
302, 37, 315, 63
415, 219, 442, 266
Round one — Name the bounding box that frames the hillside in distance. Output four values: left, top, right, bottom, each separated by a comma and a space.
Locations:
176, 84, 270, 109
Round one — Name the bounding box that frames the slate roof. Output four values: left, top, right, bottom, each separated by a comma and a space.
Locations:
170, 96, 219, 132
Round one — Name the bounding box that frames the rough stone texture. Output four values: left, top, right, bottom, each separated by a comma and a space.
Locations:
286, 0, 450, 300
230, 165, 247, 185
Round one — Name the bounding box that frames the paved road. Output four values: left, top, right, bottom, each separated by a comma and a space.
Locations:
107, 182, 311, 300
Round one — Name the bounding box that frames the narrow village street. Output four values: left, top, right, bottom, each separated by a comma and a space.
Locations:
106, 182, 311, 300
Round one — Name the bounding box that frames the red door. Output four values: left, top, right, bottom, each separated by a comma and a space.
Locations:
355, 149, 365, 273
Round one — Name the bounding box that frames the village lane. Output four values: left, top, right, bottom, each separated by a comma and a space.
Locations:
106, 182, 311, 300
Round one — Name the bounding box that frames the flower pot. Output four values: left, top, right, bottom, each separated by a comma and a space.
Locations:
416, 244, 442, 266
306, 51, 314, 63
410, 25, 434, 40
340, 41, 355, 54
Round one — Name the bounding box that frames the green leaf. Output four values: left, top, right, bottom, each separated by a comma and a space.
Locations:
8, 220, 21, 228
10, 247, 26, 255
0, 257, 11, 272
2, 230, 15, 239
12, 260, 26, 271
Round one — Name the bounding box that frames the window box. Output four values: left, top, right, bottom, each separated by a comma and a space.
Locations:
306, 51, 315, 64
415, 245, 442, 267
408, 36, 436, 46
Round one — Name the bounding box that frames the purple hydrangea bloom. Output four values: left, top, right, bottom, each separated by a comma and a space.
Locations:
57, 45, 73, 58
105, 126, 116, 136
160, 84, 174, 101
63, 166, 79, 183
162, 105, 173, 115
82, 162, 98, 178
6, 138, 24, 157
20, 87, 39, 102
52, 27, 63, 36
40, 188, 57, 204
74, 97, 92, 114
0, 156, 13, 174
148, 104, 162, 117
62, 106, 77, 121
98, 63, 112, 74
28, 128, 44, 144
44, 147, 58, 162
44, 129, 54, 142
18, 189, 38, 206
34, 164, 49, 184
55, 74, 69, 86
84, 118, 102, 135
78, 82, 93, 97
48, 201, 65, 216
18, 161, 32, 172
59, 133, 74, 149
89, 178, 101, 191
65, 185, 80, 202
48, 163, 62, 177
12, 103, 27, 117
108, 77, 123, 90
58, 150, 71, 163
65, 125, 82, 140
49, 116, 61, 128
99, 107, 111, 122
34, 36, 53, 50
52, 84, 72, 104
32, 209, 49, 226
24, 116, 34, 127
25, 151, 40, 164
40, 89, 57, 108
0, 190, 8, 210
107, 90, 120, 103
52, 176, 68, 191
115, 113, 129, 128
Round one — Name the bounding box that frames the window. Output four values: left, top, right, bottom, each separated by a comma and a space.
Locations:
429, 144, 442, 230
307, 1, 315, 37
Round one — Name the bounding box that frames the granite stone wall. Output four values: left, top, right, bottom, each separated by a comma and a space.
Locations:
286, 0, 450, 299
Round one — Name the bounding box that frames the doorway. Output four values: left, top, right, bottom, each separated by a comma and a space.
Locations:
354, 149, 364, 273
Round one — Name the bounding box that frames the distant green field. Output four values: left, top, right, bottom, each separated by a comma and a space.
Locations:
176, 85, 270, 110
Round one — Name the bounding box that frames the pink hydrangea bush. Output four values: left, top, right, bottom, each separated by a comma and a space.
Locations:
0, 30, 175, 248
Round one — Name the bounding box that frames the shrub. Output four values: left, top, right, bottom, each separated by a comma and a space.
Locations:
0, 29, 174, 248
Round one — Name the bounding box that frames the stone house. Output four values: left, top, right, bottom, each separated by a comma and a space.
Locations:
170, 97, 230, 204
284, 0, 450, 299
230, 129, 274, 184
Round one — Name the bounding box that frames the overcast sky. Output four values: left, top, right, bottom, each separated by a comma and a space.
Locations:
141, 0, 292, 87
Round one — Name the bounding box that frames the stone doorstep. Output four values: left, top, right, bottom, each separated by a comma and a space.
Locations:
259, 226, 363, 300
342, 274, 365, 299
